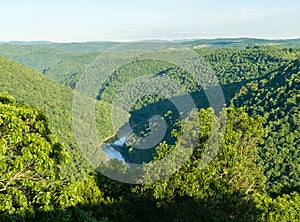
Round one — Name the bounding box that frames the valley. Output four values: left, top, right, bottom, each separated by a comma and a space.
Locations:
0, 39, 299, 221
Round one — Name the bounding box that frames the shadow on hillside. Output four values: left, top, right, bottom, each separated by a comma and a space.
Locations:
1, 173, 264, 222
116, 81, 247, 164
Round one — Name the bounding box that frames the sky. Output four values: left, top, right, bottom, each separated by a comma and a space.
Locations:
1, 0, 300, 42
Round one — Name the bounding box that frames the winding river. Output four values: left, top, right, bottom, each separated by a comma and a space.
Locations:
101, 134, 129, 163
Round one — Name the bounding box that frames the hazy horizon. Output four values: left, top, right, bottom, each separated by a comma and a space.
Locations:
1, 36, 300, 44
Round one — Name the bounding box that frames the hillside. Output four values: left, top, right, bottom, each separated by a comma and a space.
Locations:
232, 60, 300, 195
0, 44, 72, 72
1, 41, 299, 96
0, 42, 121, 93
95, 46, 300, 196
0, 57, 120, 179
98, 46, 299, 106
43, 52, 100, 87
184, 38, 300, 49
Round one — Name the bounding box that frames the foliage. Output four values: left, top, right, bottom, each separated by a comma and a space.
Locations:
0, 94, 68, 216
232, 60, 300, 195
0, 57, 120, 180
254, 192, 300, 222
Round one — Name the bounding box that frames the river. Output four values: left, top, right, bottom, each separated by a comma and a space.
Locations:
101, 135, 128, 162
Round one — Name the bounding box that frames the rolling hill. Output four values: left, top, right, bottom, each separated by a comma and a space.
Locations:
0, 56, 123, 179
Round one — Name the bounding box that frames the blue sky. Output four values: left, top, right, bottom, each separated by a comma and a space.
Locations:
1, 0, 300, 42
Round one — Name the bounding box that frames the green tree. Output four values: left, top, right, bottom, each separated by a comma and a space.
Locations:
0, 93, 69, 216
135, 108, 267, 221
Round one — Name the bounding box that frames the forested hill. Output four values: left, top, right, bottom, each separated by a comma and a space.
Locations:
0, 57, 119, 179
0, 42, 116, 84
97, 46, 299, 108
184, 38, 300, 48
232, 60, 300, 195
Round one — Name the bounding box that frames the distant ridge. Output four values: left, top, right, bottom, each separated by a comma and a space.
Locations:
1, 38, 300, 49
0, 40, 118, 45
0, 40, 54, 45
0, 37, 300, 45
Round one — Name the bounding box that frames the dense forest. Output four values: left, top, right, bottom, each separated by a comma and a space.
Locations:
0, 39, 299, 221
